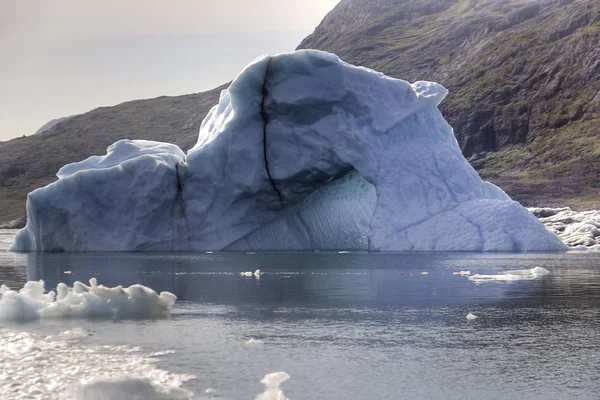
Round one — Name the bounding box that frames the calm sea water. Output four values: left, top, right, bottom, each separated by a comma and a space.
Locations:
1, 229, 600, 399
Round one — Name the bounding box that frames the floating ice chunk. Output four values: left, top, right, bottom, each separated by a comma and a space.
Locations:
246, 338, 265, 345
45, 327, 94, 342
11, 50, 566, 254
468, 267, 550, 282
466, 313, 478, 321
0, 279, 176, 321
254, 269, 261, 277
241, 272, 254, 277
453, 271, 471, 276
75, 377, 191, 400
255, 372, 290, 400
421, 272, 429, 275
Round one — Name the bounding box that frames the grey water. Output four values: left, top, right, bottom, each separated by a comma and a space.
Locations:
1, 229, 600, 399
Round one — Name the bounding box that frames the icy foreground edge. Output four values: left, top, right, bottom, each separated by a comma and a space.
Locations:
10, 50, 566, 252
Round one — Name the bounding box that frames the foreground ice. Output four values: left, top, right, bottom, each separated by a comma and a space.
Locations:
256, 372, 290, 400
11, 50, 565, 252
468, 267, 550, 282
0, 328, 193, 400
530, 207, 600, 248
76, 377, 191, 400
0, 279, 176, 321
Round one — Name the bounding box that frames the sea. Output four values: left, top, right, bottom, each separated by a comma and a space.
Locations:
1, 229, 599, 399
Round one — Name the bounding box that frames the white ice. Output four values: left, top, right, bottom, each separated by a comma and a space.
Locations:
466, 313, 478, 321
255, 372, 290, 400
75, 377, 191, 400
11, 50, 565, 253
530, 207, 600, 248
468, 267, 550, 282
453, 271, 471, 276
0, 328, 194, 400
0, 278, 176, 321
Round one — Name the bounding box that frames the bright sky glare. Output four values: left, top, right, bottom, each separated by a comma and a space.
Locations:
0, 0, 339, 141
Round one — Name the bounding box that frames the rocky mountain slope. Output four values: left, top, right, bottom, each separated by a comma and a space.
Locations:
298, 0, 600, 209
0, 86, 224, 223
1, 0, 598, 225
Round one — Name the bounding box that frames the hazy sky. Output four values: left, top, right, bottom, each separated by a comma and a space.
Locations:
0, 0, 339, 141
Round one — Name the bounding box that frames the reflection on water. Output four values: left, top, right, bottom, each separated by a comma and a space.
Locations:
1, 233, 600, 399
16, 251, 600, 309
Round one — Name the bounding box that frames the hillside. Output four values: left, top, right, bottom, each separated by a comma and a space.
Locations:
0, 86, 224, 223
299, 0, 600, 208
1, 0, 599, 225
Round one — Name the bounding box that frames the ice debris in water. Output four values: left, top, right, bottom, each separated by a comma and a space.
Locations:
453, 271, 471, 276
0, 278, 177, 321
256, 372, 290, 400
241, 270, 262, 278
75, 377, 191, 400
421, 272, 429, 275
468, 267, 550, 282
530, 207, 600, 248
45, 327, 94, 342
246, 338, 265, 345
466, 313, 478, 321
0, 328, 194, 400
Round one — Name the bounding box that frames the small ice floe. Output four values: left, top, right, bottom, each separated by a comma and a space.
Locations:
246, 338, 265, 345
241, 270, 262, 278
0, 278, 176, 321
255, 372, 290, 400
468, 267, 550, 282
206, 388, 217, 399
206, 251, 214, 254
421, 272, 429, 275
466, 313, 478, 321
45, 327, 94, 342
453, 271, 471, 276
64, 270, 73, 275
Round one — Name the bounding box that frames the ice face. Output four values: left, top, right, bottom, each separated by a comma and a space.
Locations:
10, 50, 566, 253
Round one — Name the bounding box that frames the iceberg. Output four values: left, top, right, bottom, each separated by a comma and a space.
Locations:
10, 50, 566, 252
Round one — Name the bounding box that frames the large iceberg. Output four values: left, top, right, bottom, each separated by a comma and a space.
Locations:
10, 50, 566, 252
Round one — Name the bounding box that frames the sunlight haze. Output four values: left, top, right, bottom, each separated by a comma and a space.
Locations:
0, 0, 339, 141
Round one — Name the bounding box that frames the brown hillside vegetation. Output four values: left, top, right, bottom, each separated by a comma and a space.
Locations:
299, 0, 600, 208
